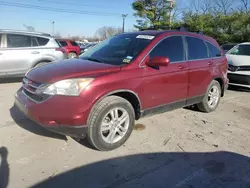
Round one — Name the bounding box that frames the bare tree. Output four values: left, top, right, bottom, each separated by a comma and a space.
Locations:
189, 0, 214, 14
213, 0, 233, 15
23, 24, 35, 32
238, 0, 250, 13
95, 26, 122, 40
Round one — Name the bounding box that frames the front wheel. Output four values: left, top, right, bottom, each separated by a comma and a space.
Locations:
87, 96, 135, 151
197, 80, 221, 113
68, 52, 77, 59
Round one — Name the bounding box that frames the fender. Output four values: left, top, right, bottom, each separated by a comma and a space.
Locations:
94, 89, 142, 110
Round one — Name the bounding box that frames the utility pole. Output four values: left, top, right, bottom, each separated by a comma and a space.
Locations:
52, 21, 55, 36
166, 0, 175, 29
122, 14, 128, 33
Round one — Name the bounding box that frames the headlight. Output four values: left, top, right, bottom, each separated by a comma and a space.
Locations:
43, 78, 94, 96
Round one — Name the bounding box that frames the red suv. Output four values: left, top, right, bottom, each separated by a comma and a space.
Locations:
15, 30, 228, 151
57, 39, 81, 58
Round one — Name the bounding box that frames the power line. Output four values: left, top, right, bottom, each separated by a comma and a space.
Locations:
36, 0, 110, 8
0, 1, 124, 17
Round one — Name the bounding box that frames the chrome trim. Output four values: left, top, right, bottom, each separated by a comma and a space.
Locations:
23, 87, 36, 94
29, 83, 39, 89
22, 89, 52, 104
22, 90, 39, 103
228, 83, 250, 88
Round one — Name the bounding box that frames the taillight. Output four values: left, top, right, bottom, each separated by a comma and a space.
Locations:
56, 47, 66, 53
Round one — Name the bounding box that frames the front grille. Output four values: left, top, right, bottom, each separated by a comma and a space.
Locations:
228, 64, 250, 72
228, 74, 250, 85
22, 77, 51, 102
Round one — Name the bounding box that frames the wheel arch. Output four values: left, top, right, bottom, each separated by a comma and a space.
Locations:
213, 77, 225, 97
32, 59, 52, 68
94, 90, 142, 120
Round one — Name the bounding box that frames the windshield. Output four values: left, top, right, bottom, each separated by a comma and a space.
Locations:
80, 34, 153, 65
228, 44, 250, 56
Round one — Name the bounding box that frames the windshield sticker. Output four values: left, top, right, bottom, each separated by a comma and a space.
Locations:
136, 35, 155, 40
123, 58, 131, 64
126, 56, 133, 60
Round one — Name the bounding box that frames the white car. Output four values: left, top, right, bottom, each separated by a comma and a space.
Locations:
226, 42, 250, 88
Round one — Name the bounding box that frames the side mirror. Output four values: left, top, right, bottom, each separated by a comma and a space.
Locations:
146, 56, 170, 67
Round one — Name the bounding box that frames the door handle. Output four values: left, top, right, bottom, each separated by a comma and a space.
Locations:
208, 61, 213, 65
31, 51, 40, 54
178, 65, 186, 69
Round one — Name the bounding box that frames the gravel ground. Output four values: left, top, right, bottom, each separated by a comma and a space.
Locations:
0, 81, 249, 188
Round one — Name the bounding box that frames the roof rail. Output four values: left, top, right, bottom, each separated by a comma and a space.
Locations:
0, 29, 51, 36
139, 26, 171, 31
139, 25, 204, 35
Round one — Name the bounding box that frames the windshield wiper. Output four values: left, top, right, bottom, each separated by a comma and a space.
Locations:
85, 57, 102, 63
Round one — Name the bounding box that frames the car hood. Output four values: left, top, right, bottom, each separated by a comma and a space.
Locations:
226, 54, 250, 66
26, 59, 121, 83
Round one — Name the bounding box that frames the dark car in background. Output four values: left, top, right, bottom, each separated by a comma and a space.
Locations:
221, 43, 238, 53
15, 30, 228, 151
57, 39, 81, 58
80, 43, 97, 54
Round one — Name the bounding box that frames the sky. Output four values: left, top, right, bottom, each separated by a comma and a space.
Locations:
0, 0, 188, 37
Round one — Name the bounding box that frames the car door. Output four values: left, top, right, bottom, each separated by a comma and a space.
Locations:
3, 34, 39, 75
185, 36, 213, 105
141, 36, 189, 111
0, 33, 7, 77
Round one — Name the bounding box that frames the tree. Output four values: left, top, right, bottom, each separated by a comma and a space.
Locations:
190, 0, 214, 14
132, 0, 176, 30
23, 24, 35, 32
213, 0, 234, 15
238, 0, 250, 13
95, 26, 122, 40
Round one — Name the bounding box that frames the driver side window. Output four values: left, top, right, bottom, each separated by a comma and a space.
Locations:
149, 36, 184, 63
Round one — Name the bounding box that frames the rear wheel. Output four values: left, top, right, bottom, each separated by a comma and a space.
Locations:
197, 80, 221, 113
87, 96, 135, 151
68, 52, 77, 59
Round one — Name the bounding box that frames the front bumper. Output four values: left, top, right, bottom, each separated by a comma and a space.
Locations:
15, 88, 90, 138
228, 71, 250, 88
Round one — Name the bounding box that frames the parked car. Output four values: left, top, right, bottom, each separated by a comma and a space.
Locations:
57, 39, 81, 58
80, 43, 97, 54
221, 43, 238, 53
226, 42, 250, 88
0, 30, 66, 78
15, 30, 228, 151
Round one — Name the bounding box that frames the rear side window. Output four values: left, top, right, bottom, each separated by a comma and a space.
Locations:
59, 41, 68, 47
7, 34, 32, 48
0, 34, 2, 47
70, 41, 78, 46
150, 36, 184, 62
186, 37, 208, 60
206, 42, 221, 57
36, 37, 49, 46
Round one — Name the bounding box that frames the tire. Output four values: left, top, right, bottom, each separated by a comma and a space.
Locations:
197, 80, 221, 113
87, 96, 135, 151
68, 52, 77, 59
